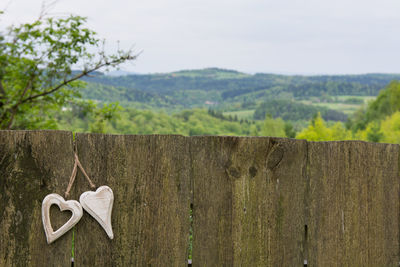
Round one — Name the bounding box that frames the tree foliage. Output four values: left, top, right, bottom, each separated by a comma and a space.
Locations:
380, 112, 400, 144
80, 69, 400, 111
0, 11, 136, 129
349, 81, 400, 131
260, 115, 286, 137
253, 99, 347, 122
55, 106, 290, 137
296, 113, 352, 141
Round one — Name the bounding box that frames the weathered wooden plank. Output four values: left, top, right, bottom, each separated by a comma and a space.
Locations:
74, 134, 191, 266
0, 130, 74, 267
307, 141, 400, 266
191, 136, 307, 266
2, 132, 400, 267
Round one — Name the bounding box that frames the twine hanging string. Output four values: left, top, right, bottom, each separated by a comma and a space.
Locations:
65, 153, 96, 198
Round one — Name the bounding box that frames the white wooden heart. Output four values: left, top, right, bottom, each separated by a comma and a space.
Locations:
79, 186, 114, 239
42, 193, 83, 244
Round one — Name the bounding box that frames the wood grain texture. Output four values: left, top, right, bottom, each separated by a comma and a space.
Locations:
74, 133, 191, 266
0, 130, 74, 267
307, 141, 400, 266
1, 132, 400, 267
190, 136, 308, 266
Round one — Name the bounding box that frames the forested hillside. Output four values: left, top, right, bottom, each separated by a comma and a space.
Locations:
30, 68, 390, 143
56, 107, 289, 137
11, 67, 397, 143
298, 81, 400, 143
81, 69, 400, 106
76, 68, 400, 127
253, 99, 348, 122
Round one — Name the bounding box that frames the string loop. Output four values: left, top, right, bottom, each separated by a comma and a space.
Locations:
65, 153, 96, 198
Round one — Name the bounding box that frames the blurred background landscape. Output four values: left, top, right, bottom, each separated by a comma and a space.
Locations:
2, 0, 400, 143
58, 69, 400, 143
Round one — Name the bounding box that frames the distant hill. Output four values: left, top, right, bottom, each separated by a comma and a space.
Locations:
78, 68, 400, 121
82, 68, 400, 96
105, 70, 141, 77
170, 68, 250, 79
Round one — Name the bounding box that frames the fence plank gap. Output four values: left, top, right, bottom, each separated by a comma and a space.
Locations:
73, 134, 191, 266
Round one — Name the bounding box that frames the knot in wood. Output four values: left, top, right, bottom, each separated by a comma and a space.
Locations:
267, 145, 284, 170
249, 166, 257, 178
227, 166, 241, 179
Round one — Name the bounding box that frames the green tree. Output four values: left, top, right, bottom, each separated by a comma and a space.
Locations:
378, 112, 400, 144
260, 115, 286, 137
365, 121, 383, 142
0, 10, 137, 129
350, 81, 400, 131
296, 112, 352, 141
88, 102, 122, 133
284, 122, 296, 138
296, 113, 330, 141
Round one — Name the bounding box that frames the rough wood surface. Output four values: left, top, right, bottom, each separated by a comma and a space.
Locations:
1, 131, 400, 266
73, 134, 191, 266
307, 141, 400, 266
0, 130, 75, 267
190, 136, 307, 266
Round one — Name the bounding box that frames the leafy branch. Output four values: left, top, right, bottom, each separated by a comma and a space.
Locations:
0, 10, 138, 129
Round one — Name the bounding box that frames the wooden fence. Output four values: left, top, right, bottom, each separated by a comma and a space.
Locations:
0, 130, 399, 266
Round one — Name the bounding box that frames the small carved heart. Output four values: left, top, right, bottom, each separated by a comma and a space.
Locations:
80, 186, 114, 239
42, 194, 83, 244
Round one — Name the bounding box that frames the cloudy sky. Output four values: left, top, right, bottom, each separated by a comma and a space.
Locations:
2, 0, 400, 74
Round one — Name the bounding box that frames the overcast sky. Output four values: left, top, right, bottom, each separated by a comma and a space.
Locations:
2, 0, 400, 74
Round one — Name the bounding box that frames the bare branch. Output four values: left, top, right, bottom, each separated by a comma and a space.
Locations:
20, 77, 34, 100
20, 54, 137, 105
38, 0, 59, 20
6, 108, 15, 129
4, 76, 38, 129
0, 80, 5, 96
0, 79, 5, 110
1, 0, 13, 14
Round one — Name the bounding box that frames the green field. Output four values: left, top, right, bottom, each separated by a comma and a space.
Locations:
223, 109, 255, 120
336, 95, 376, 103
310, 103, 360, 115
300, 95, 376, 115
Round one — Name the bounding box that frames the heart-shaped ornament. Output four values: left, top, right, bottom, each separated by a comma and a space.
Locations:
79, 186, 114, 239
42, 193, 83, 244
